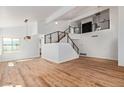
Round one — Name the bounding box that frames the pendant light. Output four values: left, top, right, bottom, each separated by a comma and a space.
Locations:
24, 19, 31, 40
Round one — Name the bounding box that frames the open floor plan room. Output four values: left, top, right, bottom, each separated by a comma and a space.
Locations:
0, 6, 124, 87
0, 57, 124, 87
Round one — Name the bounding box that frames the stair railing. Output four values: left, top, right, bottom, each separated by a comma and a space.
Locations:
66, 33, 79, 54
44, 31, 60, 43
44, 26, 80, 54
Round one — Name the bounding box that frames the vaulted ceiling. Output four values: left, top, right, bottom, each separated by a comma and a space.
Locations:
0, 6, 62, 27
0, 6, 96, 28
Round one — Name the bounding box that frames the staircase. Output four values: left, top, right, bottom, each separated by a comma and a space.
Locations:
42, 26, 80, 63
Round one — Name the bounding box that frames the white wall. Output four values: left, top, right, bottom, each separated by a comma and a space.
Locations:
42, 43, 59, 62
38, 20, 70, 34
42, 43, 79, 63
0, 35, 40, 62
59, 43, 79, 62
0, 22, 40, 62
71, 6, 118, 60
118, 6, 124, 66
0, 22, 38, 37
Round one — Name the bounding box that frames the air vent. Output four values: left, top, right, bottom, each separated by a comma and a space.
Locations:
80, 53, 87, 56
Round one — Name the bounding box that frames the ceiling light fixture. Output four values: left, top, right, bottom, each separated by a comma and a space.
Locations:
24, 19, 31, 40
55, 21, 58, 25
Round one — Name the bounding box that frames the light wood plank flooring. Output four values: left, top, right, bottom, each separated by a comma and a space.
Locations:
0, 57, 124, 87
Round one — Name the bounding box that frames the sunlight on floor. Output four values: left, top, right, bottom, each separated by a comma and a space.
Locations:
8, 62, 15, 67
16, 59, 33, 62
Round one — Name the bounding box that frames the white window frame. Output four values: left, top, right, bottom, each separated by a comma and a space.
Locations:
1, 37, 21, 54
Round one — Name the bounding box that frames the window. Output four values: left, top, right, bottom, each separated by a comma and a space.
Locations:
12, 39, 20, 51
3, 38, 20, 53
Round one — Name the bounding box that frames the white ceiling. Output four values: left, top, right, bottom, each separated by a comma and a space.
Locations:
0, 6, 62, 28
55, 6, 96, 21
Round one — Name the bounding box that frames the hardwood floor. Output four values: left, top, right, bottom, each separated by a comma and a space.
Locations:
0, 57, 124, 87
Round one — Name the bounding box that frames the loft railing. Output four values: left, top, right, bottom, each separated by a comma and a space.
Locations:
68, 25, 81, 34
44, 26, 80, 54
44, 31, 65, 43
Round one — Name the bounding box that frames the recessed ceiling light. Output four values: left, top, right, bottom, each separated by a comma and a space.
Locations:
55, 21, 58, 25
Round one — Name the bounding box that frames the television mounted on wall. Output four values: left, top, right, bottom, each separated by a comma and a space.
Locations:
82, 22, 92, 33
